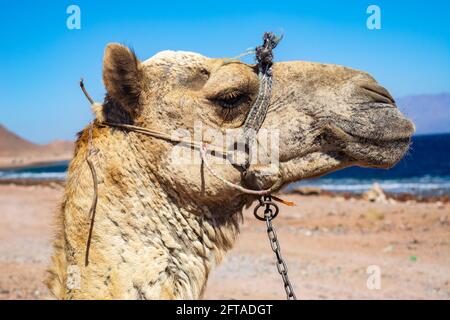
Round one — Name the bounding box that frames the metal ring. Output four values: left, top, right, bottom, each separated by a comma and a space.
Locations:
253, 200, 279, 221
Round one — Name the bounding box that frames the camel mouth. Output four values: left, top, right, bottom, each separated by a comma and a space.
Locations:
337, 103, 416, 142
342, 134, 412, 169
344, 130, 413, 144
325, 107, 414, 169
278, 150, 355, 187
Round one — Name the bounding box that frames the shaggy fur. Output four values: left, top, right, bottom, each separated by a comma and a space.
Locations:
47, 44, 414, 299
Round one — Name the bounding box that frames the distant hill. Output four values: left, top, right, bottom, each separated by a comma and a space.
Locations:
44, 140, 75, 155
0, 124, 40, 156
0, 124, 74, 168
397, 93, 450, 135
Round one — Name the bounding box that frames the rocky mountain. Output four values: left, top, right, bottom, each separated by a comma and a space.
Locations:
0, 124, 74, 168
0, 124, 41, 156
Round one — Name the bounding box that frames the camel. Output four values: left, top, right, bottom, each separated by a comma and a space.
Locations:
46, 43, 414, 299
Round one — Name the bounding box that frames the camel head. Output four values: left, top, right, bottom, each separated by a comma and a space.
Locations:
46, 43, 416, 300
101, 43, 415, 212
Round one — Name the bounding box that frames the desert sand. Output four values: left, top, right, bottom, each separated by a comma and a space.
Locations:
0, 184, 449, 300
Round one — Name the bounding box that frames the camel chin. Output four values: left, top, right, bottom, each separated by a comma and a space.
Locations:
279, 151, 351, 185
337, 102, 415, 169
276, 138, 411, 189
343, 137, 412, 169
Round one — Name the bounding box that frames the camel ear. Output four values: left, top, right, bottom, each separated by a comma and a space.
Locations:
103, 43, 143, 113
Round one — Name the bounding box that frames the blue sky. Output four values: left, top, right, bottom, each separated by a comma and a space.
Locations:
0, 0, 449, 143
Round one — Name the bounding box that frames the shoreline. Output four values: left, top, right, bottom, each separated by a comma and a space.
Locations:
286, 188, 450, 203
0, 158, 71, 171
0, 177, 448, 203
324, 190, 449, 203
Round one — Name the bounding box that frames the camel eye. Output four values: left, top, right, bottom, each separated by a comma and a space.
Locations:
211, 89, 250, 109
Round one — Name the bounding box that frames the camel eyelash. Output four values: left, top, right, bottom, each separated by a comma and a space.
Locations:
212, 89, 250, 109
219, 103, 249, 122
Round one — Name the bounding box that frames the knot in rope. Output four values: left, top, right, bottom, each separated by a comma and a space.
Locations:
255, 32, 283, 75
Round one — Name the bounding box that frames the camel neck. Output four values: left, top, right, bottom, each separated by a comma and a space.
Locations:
55, 126, 241, 299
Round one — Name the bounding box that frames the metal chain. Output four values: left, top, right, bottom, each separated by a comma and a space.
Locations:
254, 195, 297, 300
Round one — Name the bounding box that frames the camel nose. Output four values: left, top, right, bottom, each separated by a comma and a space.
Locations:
350, 80, 416, 140
360, 82, 396, 105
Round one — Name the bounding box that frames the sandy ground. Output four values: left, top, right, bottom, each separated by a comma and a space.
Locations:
0, 184, 449, 300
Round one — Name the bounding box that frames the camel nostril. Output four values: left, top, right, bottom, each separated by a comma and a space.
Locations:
361, 83, 396, 105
